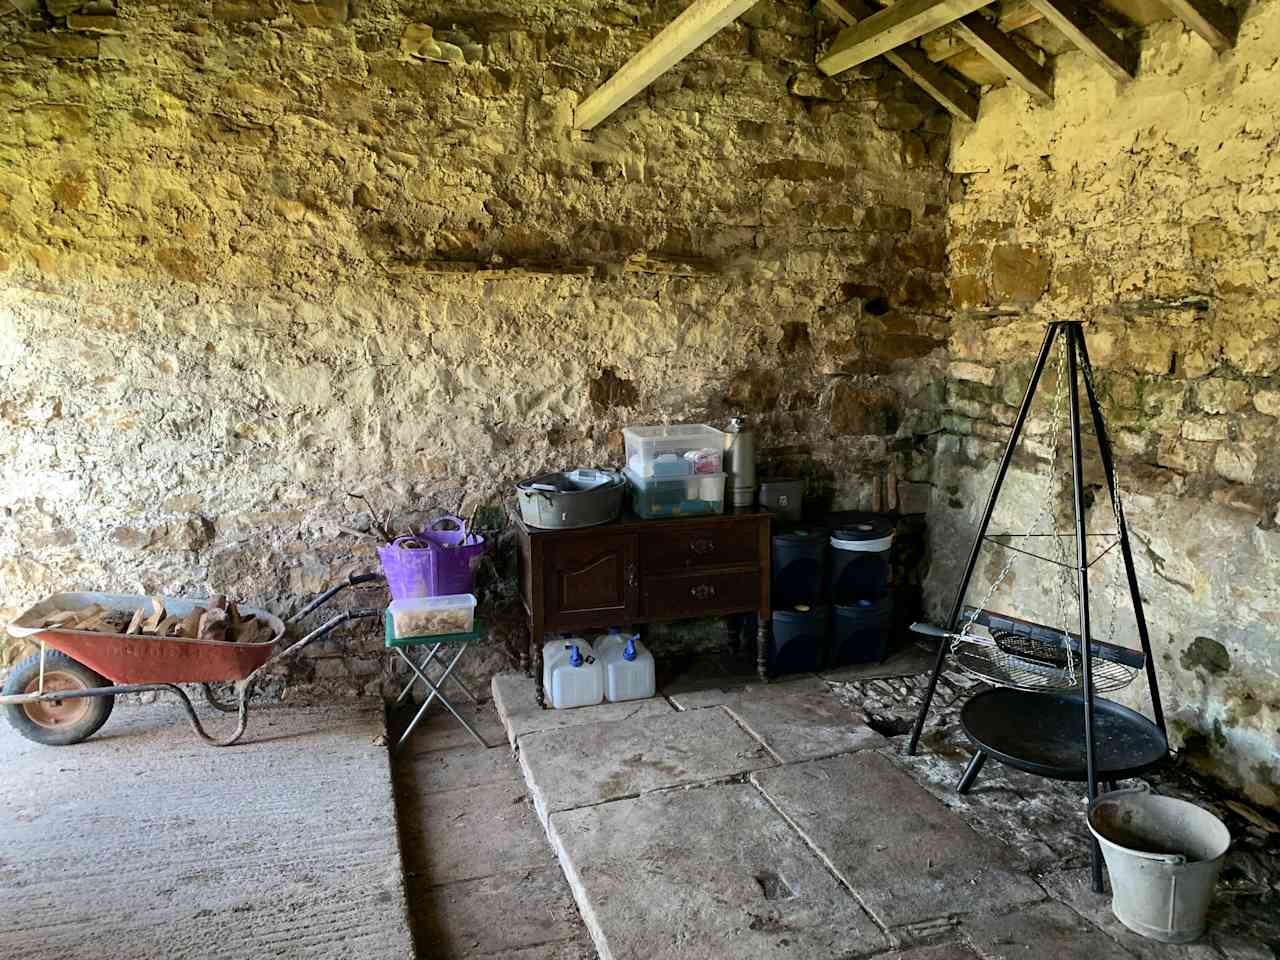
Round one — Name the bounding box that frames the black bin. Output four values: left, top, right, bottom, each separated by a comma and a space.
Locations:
829, 517, 894, 605
769, 605, 829, 676
830, 596, 894, 667
771, 527, 828, 608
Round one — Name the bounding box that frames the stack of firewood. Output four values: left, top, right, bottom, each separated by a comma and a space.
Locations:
41, 596, 271, 644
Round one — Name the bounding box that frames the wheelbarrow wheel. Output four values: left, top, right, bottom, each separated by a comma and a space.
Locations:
2, 651, 114, 746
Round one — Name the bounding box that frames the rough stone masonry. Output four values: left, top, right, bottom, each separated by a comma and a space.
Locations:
1, 0, 1277, 812
0, 3, 947, 690
931, 5, 1280, 809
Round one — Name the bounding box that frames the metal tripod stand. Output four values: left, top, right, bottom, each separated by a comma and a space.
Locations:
907, 320, 1168, 893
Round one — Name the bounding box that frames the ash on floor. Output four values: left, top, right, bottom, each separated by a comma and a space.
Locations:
829, 667, 1280, 958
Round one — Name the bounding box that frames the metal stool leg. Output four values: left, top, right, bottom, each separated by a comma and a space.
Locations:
419, 645, 480, 703
393, 642, 445, 706
957, 751, 987, 794
395, 644, 487, 749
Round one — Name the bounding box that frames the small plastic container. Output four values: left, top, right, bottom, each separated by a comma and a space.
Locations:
624, 424, 725, 479
759, 479, 804, 524
596, 631, 655, 702
544, 638, 604, 709
389, 593, 476, 639
624, 468, 725, 519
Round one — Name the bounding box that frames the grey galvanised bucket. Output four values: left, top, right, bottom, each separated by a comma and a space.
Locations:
1088, 787, 1231, 943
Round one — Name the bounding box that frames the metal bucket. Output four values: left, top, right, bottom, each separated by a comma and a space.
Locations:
516, 469, 624, 529
1088, 786, 1230, 943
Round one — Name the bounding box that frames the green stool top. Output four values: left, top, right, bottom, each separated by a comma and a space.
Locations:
384, 609, 484, 649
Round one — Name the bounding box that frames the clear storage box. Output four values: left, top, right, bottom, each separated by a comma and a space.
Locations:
624, 468, 725, 519
389, 593, 476, 639
623, 424, 726, 479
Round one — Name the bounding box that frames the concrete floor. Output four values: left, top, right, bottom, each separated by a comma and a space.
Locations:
390, 700, 596, 959
0, 702, 413, 960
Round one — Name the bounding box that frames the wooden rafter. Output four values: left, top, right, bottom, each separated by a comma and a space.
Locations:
1025, 0, 1137, 80
1156, 0, 1236, 52
573, 0, 759, 130
817, 0, 980, 121
952, 13, 1053, 101
817, 0, 994, 76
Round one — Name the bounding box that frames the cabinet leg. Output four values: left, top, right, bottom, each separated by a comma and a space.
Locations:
724, 615, 741, 654
534, 641, 546, 709
756, 616, 770, 683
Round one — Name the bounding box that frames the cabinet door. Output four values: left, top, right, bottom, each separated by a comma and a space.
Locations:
543, 534, 638, 631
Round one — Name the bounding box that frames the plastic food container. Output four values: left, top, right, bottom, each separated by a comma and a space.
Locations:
630, 471, 725, 518
388, 594, 476, 639
624, 468, 725, 519
624, 424, 726, 479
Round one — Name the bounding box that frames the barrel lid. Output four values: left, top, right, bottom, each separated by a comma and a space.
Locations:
835, 596, 893, 615
772, 604, 830, 622
772, 527, 825, 546
833, 517, 894, 541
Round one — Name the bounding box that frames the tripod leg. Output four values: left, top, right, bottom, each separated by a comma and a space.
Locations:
1066, 324, 1105, 894
957, 750, 987, 794
907, 322, 1063, 755
1074, 327, 1165, 737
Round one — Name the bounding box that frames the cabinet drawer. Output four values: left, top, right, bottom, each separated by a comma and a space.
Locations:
641, 567, 761, 619
640, 523, 760, 571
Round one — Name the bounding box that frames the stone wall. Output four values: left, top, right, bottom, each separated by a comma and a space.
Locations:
0, 1, 949, 695
930, 6, 1280, 807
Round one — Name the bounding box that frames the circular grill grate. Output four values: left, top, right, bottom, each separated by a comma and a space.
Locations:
953, 632, 1139, 693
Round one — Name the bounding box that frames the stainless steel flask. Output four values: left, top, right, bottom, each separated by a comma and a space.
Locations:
725, 416, 756, 508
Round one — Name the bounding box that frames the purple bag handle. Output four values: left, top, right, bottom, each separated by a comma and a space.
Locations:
423, 515, 468, 546
391, 535, 430, 550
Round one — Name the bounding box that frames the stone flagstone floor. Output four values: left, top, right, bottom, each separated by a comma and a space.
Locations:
392, 645, 1278, 960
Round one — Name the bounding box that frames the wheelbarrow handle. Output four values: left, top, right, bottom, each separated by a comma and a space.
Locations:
287, 572, 385, 626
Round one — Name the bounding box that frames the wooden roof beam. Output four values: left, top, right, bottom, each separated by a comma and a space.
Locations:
817, 0, 997, 76
952, 13, 1053, 101
1157, 0, 1236, 52
817, 0, 980, 121
574, 0, 760, 131
1026, 0, 1137, 80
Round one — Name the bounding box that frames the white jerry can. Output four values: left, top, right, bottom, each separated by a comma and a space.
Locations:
596, 632, 656, 703
544, 639, 604, 709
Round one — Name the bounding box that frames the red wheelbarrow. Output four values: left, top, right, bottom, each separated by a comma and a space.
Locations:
1, 574, 384, 747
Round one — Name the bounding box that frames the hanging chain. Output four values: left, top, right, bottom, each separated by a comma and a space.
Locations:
956, 330, 1077, 678
1078, 340, 1127, 652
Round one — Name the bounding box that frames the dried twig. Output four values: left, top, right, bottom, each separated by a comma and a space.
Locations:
348, 491, 395, 543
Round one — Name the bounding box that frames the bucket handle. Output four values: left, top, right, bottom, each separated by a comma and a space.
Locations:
1091, 785, 1188, 865
428, 515, 466, 533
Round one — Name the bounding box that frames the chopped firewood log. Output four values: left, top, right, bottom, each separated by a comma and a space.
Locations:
227, 612, 258, 644
43, 609, 85, 628
126, 607, 146, 635
153, 615, 176, 637
141, 596, 166, 634
198, 606, 228, 642
72, 605, 111, 631
179, 607, 205, 639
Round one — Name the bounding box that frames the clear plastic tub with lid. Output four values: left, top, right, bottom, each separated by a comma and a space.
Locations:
623, 424, 726, 479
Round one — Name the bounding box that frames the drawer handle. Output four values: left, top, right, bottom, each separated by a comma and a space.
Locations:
689, 538, 716, 555
625, 562, 638, 589
690, 584, 717, 601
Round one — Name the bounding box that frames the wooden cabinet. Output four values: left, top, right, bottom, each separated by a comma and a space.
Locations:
543, 534, 638, 629
514, 509, 772, 706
